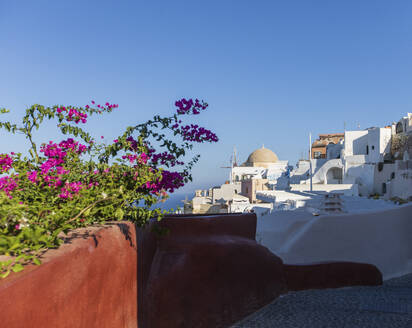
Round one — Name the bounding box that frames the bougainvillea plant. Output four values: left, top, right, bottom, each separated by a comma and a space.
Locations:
0, 98, 218, 278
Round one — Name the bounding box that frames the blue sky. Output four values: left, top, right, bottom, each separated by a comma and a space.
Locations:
0, 0, 411, 196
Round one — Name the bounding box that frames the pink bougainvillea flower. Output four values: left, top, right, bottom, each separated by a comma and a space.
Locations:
0, 154, 13, 172
27, 171, 38, 183
0, 176, 18, 198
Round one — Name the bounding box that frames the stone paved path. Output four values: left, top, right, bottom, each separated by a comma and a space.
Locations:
231, 274, 412, 328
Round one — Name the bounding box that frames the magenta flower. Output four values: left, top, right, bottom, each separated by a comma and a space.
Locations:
0, 176, 18, 198
0, 154, 13, 172
27, 171, 38, 183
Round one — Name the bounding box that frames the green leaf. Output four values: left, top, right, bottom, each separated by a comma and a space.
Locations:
115, 208, 124, 220
0, 270, 10, 279
11, 263, 24, 273
33, 258, 41, 265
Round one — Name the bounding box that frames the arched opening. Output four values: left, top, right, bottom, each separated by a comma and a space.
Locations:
326, 167, 343, 184
396, 122, 404, 134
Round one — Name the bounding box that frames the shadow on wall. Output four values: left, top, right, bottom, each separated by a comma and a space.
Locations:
326, 167, 343, 184
352, 133, 369, 155
266, 204, 412, 280
140, 213, 287, 328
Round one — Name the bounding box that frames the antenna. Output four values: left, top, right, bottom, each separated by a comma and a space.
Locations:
221, 146, 239, 183
309, 132, 313, 192
233, 146, 238, 167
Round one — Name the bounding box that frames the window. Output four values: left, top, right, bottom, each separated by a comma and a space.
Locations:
313, 151, 322, 159
366, 145, 369, 155
391, 172, 395, 179
371, 145, 375, 150
382, 183, 387, 194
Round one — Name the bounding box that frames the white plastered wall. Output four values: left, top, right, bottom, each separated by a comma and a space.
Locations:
257, 204, 412, 280
344, 131, 368, 156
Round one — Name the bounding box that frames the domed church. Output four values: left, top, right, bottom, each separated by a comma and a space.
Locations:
184, 145, 289, 214
242, 146, 279, 168
231, 146, 289, 203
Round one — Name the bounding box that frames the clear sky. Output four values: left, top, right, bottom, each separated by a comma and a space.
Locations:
1, 0, 411, 196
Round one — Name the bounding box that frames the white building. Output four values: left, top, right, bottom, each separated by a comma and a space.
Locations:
342, 127, 391, 195
295, 113, 412, 200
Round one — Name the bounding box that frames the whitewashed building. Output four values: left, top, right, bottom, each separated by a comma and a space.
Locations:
295, 113, 412, 199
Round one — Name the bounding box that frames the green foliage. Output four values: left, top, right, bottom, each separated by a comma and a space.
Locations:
0, 100, 217, 276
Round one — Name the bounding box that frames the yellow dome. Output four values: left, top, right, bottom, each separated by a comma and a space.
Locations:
245, 146, 278, 165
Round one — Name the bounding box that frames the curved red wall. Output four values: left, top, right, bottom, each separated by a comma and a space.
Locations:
0, 222, 138, 328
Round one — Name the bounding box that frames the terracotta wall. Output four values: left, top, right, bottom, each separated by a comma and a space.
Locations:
0, 222, 138, 328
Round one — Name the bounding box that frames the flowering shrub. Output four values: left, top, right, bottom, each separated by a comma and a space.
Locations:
0, 99, 218, 277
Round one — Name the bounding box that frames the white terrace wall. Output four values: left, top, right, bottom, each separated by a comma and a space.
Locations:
373, 160, 412, 199
290, 183, 358, 195
385, 160, 412, 200
257, 204, 412, 280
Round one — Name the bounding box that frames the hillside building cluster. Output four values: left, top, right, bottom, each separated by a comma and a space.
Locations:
184, 113, 412, 214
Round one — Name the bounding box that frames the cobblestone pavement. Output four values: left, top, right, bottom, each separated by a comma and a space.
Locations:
231, 274, 412, 328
